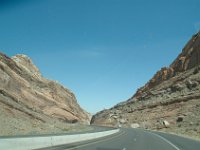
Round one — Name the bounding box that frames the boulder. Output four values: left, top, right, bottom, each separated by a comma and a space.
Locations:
171, 84, 184, 92
163, 120, 170, 128
109, 114, 118, 119
193, 66, 200, 74
186, 80, 198, 90
119, 119, 126, 124
131, 123, 140, 128
177, 116, 184, 122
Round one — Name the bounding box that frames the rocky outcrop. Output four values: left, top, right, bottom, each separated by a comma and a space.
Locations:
0, 52, 90, 135
134, 32, 200, 98
91, 31, 200, 139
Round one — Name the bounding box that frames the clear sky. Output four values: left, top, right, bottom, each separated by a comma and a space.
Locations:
0, 0, 200, 113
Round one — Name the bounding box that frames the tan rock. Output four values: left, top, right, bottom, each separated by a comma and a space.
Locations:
0, 52, 90, 129
91, 31, 200, 139
163, 120, 170, 128
130, 123, 140, 128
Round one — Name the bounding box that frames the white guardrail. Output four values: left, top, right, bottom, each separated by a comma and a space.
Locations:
0, 129, 120, 150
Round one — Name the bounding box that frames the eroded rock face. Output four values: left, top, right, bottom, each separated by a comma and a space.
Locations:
171, 32, 200, 71
0, 53, 90, 126
91, 31, 200, 139
134, 32, 200, 98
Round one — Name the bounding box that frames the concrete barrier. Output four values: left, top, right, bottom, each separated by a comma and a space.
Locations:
0, 129, 119, 150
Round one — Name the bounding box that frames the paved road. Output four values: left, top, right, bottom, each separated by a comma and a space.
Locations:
38, 128, 200, 150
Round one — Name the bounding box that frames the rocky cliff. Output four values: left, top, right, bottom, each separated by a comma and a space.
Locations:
135, 32, 200, 98
91, 31, 200, 139
0, 53, 90, 135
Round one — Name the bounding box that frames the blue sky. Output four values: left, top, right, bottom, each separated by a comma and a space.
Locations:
0, 0, 200, 113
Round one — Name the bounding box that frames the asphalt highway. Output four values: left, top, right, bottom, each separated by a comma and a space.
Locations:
37, 128, 200, 150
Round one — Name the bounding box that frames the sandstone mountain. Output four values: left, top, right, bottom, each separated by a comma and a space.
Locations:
0, 53, 90, 135
91, 31, 200, 139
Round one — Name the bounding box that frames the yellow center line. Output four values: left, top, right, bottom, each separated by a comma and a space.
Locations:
66, 130, 126, 150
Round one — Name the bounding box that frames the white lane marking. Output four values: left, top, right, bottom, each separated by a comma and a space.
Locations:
133, 138, 137, 141
148, 132, 180, 150
122, 148, 126, 150
66, 130, 125, 150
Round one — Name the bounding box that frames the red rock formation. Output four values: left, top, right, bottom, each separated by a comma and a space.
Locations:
0, 53, 90, 124
135, 31, 200, 98
91, 32, 200, 139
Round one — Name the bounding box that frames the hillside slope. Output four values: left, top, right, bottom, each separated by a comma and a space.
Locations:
0, 53, 91, 135
91, 32, 200, 139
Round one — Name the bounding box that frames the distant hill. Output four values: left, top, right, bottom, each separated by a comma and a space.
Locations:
0, 53, 91, 135
91, 31, 200, 139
